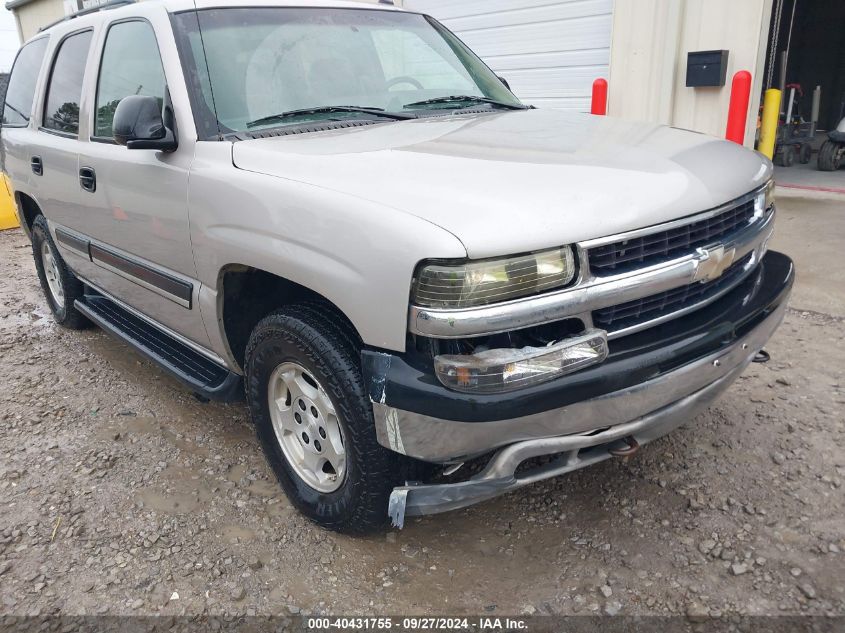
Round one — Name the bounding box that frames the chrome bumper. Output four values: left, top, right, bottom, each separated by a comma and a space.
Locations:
384, 298, 787, 527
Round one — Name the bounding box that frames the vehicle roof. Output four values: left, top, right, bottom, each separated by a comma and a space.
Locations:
28, 0, 403, 41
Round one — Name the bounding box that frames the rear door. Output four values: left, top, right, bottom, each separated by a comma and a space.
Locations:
34, 28, 97, 278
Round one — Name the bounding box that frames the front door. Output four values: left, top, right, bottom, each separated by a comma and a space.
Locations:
74, 18, 210, 346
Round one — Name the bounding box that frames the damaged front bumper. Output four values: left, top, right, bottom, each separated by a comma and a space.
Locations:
385, 328, 768, 527
362, 252, 793, 527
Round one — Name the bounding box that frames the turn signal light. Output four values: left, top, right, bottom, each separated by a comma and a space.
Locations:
434, 330, 609, 393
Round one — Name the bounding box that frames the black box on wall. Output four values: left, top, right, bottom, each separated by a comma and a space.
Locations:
686, 50, 729, 87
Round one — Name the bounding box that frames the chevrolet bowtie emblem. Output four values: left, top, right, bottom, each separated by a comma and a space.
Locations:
693, 245, 736, 283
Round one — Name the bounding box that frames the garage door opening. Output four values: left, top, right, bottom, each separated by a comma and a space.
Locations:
763, 0, 845, 133
762, 0, 844, 176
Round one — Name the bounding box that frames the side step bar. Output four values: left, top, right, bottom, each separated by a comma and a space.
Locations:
75, 294, 242, 402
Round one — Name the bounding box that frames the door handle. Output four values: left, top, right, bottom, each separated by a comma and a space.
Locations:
30, 156, 43, 176
79, 167, 96, 193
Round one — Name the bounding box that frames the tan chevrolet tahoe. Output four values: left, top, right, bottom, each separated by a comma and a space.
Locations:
1, 0, 792, 532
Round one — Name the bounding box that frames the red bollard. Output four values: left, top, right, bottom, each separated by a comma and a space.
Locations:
591, 78, 608, 116
726, 71, 752, 144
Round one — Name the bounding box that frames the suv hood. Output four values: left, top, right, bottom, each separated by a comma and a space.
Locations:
232, 109, 772, 259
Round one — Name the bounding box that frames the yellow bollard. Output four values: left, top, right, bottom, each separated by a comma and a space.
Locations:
0, 173, 20, 231
758, 88, 782, 160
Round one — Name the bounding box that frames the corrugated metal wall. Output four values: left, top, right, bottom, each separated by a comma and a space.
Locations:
400, 0, 613, 111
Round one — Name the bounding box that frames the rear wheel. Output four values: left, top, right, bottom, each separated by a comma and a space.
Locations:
818, 140, 842, 171
245, 305, 409, 533
31, 216, 89, 329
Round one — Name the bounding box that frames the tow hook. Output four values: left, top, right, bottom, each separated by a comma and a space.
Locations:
609, 436, 640, 458
753, 349, 771, 364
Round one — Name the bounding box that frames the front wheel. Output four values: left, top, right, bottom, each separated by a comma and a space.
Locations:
31, 216, 89, 329
245, 305, 409, 533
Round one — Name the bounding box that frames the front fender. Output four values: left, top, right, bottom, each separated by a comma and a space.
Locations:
188, 143, 467, 356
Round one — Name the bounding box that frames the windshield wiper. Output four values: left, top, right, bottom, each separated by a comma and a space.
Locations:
246, 106, 415, 129
403, 95, 529, 110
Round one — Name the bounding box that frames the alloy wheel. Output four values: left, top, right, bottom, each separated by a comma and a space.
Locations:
267, 362, 347, 493
41, 240, 65, 306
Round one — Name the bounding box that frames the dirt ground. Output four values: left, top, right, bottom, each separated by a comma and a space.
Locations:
0, 194, 843, 620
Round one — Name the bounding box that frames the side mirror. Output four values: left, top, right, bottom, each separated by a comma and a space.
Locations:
113, 95, 177, 152
497, 75, 511, 91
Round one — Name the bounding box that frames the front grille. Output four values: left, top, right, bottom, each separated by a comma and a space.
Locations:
588, 197, 757, 275
593, 254, 754, 333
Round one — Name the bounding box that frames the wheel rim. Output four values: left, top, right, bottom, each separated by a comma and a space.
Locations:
41, 241, 65, 306
268, 362, 347, 493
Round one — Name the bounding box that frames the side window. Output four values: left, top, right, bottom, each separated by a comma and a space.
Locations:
2, 38, 49, 127
95, 21, 167, 139
43, 30, 93, 135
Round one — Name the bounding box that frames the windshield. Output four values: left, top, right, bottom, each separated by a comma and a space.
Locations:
171, 8, 523, 137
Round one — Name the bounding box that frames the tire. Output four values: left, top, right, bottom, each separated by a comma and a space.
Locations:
799, 143, 812, 164
31, 216, 90, 329
245, 305, 410, 533
776, 145, 795, 167
818, 140, 842, 171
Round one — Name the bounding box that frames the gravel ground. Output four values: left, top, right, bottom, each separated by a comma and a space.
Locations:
0, 215, 843, 619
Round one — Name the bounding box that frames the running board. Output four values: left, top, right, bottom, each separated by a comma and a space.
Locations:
75, 294, 242, 401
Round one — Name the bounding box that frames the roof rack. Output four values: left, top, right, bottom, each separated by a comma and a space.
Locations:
39, 0, 136, 32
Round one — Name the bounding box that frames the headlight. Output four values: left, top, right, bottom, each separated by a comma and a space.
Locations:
755, 180, 775, 216
434, 329, 608, 393
412, 247, 577, 309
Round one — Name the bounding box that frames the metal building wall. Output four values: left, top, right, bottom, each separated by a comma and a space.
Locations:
400, 0, 613, 111
7, 0, 64, 41
608, 0, 774, 147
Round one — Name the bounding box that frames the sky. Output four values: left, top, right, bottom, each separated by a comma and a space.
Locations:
1, 5, 20, 73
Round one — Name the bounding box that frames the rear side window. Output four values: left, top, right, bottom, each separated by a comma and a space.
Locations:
2, 38, 49, 127
94, 21, 167, 138
43, 30, 93, 135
